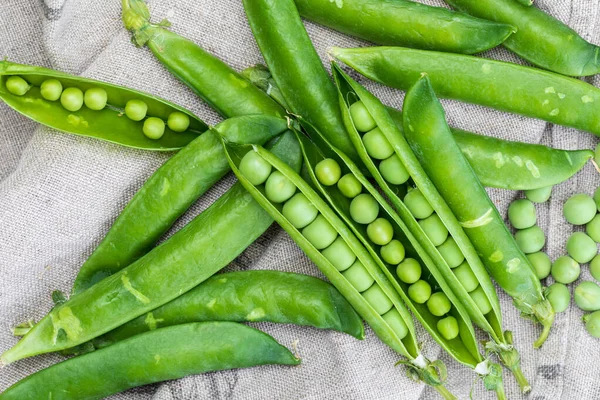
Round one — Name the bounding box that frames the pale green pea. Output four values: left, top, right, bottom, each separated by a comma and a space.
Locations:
526, 252, 552, 280
143, 117, 166, 140
546, 283, 570, 313
342, 260, 374, 292
366, 218, 394, 246
239, 151, 272, 185
362, 127, 394, 160
167, 112, 191, 132
282, 193, 318, 229
404, 188, 433, 219
265, 171, 296, 203
566, 232, 597, 264
437, 316, 459, 340
586, 214, 600, 243
551, 255, 581, 284
302, 215, 338, 250
591, 255, 600, 282
453, 261, 479, 293
437, 237, 464, 269
337, 173, 362, 198
84, 87, 108, 111
574, 281, 600, 311
5, 76, 29, 96
349, 101, 376, 133
362, 284, 393, 315
322, 237, 356, 272
379, 155, 410, 185
418, 213, 448, 247
125, 99, 148, 121
408, 280, 431, 304
40, 79, 62, 101
525, 186, 552, 204
381, 309, 408, 339
349, 194, 379, 225
380, 239, 405, 265
427, 292, 451, 317
564, 193, 597, 225
469, 286, 492, 315
60, 87, 84, 112
396, 258, 421, 284
584, 311, 600, 338
315, 158, 342, 186
514, 225, 545, 254
594, 187, 600, 212
508, 199, 537, 229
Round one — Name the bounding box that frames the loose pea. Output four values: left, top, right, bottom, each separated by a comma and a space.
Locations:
437, 316, 459, 340
363, 284, 393, 315
349, 194, 379, 225
469, 286, 492, 315
84, 87, 108, 111
564, 193, 597, 225
566, 232, 597, 264
322, 237, 356, 272
594, 187, 600, 212
453, 261, 479, 293
40, 79, 62, 101
551, 255, 581, 284
525, 186, 552, 204
408, 280, 432, 304
125, 99, 148, 121
380, 239, 405, 265
5, 76, 29, 96
508, 199, 537, 229
367, 218, 394, 246
363, 127, 394, 160
315, 158, 342, 186
546, 283, 570, 313
60, 87, 84, 112
437, 237, 464, 269
302, 215, 338, 250
418, 214, 448, 247
265, 171, 296, 203
337, 173, 362, 198
379, 155, 410, 185
381, 309, 408, 339
143, 117, 166, 140
167, 111, 191, 132
404, 188, 433, 219
591, 255, 600, 282
574, 281, 600, 311
396, 258, 421, 284
342, 260, 375, 292
282, 193, 318, 229
427, 292, 452, 317
239, 151, 272, 185
584, 311, 600, 338
349, 101, 376, 133
586, 214, 600, 243
526, 252, 552, 280
514, 225, 545, 254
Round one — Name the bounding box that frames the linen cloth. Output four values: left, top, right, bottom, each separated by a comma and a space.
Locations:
1, 0, 599, 398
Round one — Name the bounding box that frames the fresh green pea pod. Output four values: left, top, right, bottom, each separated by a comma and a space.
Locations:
331, 46, 600, 137
0, 131, 302, 365
72, 115, 290, 294
444, 0, 600, 76
0, 60, 206, 150
401, 75, 554, 348
293, 0, 514, 54
0, 322, 299, 399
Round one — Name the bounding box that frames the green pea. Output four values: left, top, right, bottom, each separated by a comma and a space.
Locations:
566, 232, 597, 264
5, 76, 29, 96
381, 309, 408, 339
379, 155, 409, 185
583, 311, 600, 338
125, 99, 148, 121
349, 193, 379, 224
574, 281, 600, 311
349, 101, 376, 133
586, 214, 600, 243
427, 292, 451, 317
40, 79, 62, 101
404, 188, 433, 219
282, 193, 318, 229
363, 284, 393, 315
526, 252, 552, 280
367, 218, 394, 246
265, 171, 296, 203
453, 261, 479, 293
143, 117, 166, 140
342, 259, 374, 292
437, 316, 459, 340
525, 186, 552, 204
408, 280, 431, 304
362, 127, 394, 160
380, 239, 405, 265
551, 255, 581, 284
469, 286, 492, 315
564, 193, 597, 225
315, 158, 342, 186
302, 215, 338, 250
337, 173, 362, 198
594, 187, 600, 212
84, 87, 108, 111
508, 199, 537, 229
591, 255, 600, 282
437, 237, 464, 269
60, 87, 84, 112
322, 237, 356, 272
514, 225, 545, 254
396, 258, 421, 284
239, 151, 272, 185
418, 214, 448, 247
546, 283, 570, 313
167, 111, 191, 132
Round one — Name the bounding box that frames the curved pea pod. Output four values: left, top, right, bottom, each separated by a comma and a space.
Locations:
0, 131, 302, 365
0, 322, 299, 399
72, 115, 290, 294
402, 75, 554, 348
331, 46, 600, 137
0, 60, 206, 150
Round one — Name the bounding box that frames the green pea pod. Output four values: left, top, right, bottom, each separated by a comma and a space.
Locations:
402, 75, 554, 348
0, 322, 299, 399
294, 0, 515, 54
331, 46, 600, 136
72, 115, 290, 294
0, 131, 302, 365
444, 0, 600, 76
0, 60, 206, 150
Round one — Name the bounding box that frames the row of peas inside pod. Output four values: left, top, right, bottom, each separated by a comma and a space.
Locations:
5, 75, 190, 140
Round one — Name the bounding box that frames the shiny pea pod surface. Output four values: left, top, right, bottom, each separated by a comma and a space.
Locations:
0, 322, 299, 400
0, 60, 206, 150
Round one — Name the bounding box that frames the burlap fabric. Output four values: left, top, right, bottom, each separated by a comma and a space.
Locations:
1, 0, 599, 398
